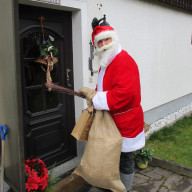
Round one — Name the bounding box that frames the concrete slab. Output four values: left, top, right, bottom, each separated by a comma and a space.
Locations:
151, 157, 192, 177
153, 167, 173, 176
170, 178, 192, 192
54, 174, 84, 192
141, 170, 163, 180
135, 173, 151, 180
133, 176, 149, 185
158, 186, 169, 192
132, 180, 164, 192
163, 173, 183, 190
138, 165, 154, 173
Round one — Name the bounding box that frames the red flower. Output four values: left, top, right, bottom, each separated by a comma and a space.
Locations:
39, 176, 48, 191
41, 167, 48, 178
25, 158, 49, 192
28, 169, 38, 178
26, 176, 39, 192
25, 164, 30, 173
37, 159, 46, 168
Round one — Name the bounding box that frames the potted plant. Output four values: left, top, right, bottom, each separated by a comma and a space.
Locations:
133, 147, 154, 169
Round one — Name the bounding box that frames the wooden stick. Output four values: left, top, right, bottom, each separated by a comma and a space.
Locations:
1, 141, 5, 192
45, 83, 86, 99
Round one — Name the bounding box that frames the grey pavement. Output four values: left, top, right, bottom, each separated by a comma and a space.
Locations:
77, 165, 192, 192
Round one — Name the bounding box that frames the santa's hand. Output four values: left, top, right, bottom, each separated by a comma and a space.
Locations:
78, 87, 96, 106
78, 87, 91, 97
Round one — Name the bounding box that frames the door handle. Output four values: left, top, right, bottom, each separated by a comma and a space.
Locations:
66, 68, 72, 87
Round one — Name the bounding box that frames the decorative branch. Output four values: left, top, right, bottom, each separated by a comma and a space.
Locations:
45, 83, 86, 99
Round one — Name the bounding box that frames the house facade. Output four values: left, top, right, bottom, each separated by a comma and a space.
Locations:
0, 0, 191, 191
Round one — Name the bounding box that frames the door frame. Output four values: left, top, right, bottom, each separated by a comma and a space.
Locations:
17, 0, 88, 174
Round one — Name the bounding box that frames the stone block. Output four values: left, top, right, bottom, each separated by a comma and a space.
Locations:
164, 174, 183, 190
54, 174, 84, 192
170, 178, 192, 192
142, 170, 163, 180
133, 176, 149, 185
158, 186, 169, 192
135, 173, 150, 180
132, 180, 164, 192
153, 167, 173, 176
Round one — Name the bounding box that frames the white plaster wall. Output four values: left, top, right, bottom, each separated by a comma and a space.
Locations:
78, 0, 192, 112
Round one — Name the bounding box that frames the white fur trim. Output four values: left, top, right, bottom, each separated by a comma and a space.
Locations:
92, 91, 109, 110
121, 130, 145, 152
97, 66, 106, 91
94, 30, 119, 47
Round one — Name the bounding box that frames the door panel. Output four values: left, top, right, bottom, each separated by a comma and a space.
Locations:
19, 4, 76, 167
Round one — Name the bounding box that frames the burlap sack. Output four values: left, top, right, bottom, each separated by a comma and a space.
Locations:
73, 110, 126, 192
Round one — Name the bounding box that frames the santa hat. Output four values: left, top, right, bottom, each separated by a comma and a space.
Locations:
91, 15, 119, 48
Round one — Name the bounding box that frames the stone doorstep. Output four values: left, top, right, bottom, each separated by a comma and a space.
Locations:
54, 174, 85, 192
150, 157, 192, 177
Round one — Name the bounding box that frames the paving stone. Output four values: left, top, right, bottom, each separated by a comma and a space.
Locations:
158, 186, 169, 192
170, 178, 192, 192
133, 176, 149, 185
132, 180, 164, 192
163, 173, 183, 190
138, 165, 154, 173
55, 174, 85, 192
135, 173, 150, 180
153, 167, 173, 176
141, 170, 163, 180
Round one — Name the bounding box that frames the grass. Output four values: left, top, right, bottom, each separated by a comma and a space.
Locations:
146, 115, 192, 168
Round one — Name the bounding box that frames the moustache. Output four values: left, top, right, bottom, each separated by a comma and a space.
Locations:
96, 42, 114, 53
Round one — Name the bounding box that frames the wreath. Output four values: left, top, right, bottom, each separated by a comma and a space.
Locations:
35, 16, 58, 91
25, 158, 49, 192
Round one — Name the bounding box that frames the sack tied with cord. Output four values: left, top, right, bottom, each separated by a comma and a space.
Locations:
73, 87, 126, 192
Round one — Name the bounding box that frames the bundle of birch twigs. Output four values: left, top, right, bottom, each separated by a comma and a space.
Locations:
45, 83, 85, 99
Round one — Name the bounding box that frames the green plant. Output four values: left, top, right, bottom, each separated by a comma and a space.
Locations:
147, 115, 192, 167
39, 40, 58, 59
133, 147, 154, 164
45, 163, 60, 192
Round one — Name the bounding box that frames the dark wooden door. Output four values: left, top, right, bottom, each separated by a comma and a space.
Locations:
19, 4, 76, 167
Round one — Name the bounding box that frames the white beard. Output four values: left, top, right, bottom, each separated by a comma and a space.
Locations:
94, 42, 119, 67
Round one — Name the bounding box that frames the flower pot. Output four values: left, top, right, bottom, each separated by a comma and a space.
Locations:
136, 161, 148, 169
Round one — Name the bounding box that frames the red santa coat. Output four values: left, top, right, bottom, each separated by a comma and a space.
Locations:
93, 48, 145, 152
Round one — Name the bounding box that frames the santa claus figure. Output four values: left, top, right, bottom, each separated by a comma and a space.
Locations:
80, 15, 145, 192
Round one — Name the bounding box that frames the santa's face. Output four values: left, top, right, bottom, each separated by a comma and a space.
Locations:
97, 37, 112, 48
94, 37, 118, 67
